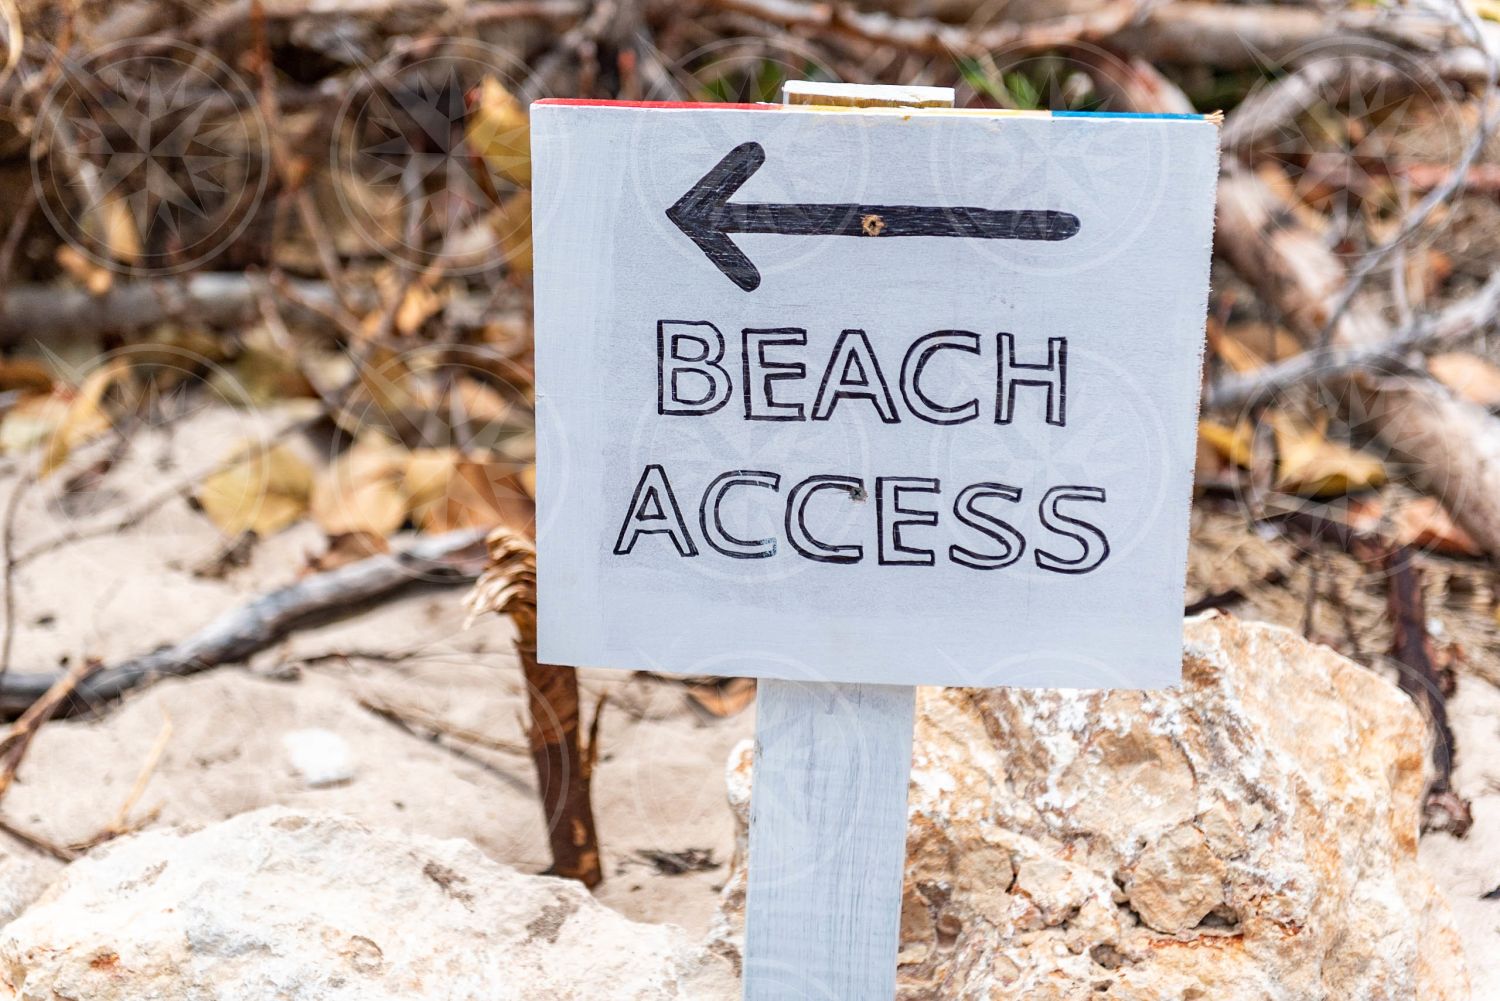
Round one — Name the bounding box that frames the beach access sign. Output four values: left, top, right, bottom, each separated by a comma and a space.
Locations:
531, 99, 1219, 688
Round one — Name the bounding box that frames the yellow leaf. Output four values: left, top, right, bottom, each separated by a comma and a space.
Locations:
198, 442, 313, 536
310, 436, 409, 537
84, 195, 142, 265
55, 244, 113, 295
1208, 321, 1301, 374
39, 359, 126, 477
1271, 413, 1386, 497
468, 76, 530, 188
1198, 420, 1253, 467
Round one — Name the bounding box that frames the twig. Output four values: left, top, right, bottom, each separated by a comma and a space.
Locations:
1316, 2, 1500, 348
102, 712, 173, 837
356, 692, 530, 755
1206, 269, 1500, 412
0, 817, 78, 863
1383, 543, 1471, 836
0, 471, 32, 681
0, 657, 104, 803
0, 529, 487, 717
0, 189, 36, 313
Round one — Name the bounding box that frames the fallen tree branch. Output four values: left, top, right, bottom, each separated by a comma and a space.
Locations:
1207, 269, 1500, 412
0, 273, 500, 343
0, 529, 487, 717
1112, 2, 1456, 71
699, 0, 1460, 70
698, 0, 1142, 59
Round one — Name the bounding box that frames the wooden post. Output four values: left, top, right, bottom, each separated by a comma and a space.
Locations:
740, 80, 954, 1001
744, 680, 915, 999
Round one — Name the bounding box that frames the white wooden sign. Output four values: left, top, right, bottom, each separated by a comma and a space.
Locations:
531, 98, 1218, 690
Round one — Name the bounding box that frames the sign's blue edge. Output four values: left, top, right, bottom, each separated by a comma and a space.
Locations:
1052, 111, 1206, 120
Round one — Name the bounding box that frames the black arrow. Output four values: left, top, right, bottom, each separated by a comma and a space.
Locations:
666, 141, 1080, 292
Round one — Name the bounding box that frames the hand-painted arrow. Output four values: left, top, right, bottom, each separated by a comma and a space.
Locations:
666, 141, 1080, 292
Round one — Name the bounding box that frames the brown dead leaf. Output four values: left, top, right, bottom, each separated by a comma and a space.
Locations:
468, 76, 530, 188
304, 531, 390, 574
0, 359, 54, 396
401, 446, 463, 514
686, 677, 756, 718
452, 376, 514, 427
198, 442, 313, 536
1198, 419, 1254, 467
1428, 353, 1500, 409
360, 272, 449, 339
1208, 321, 1301, 374
1271, 412, 1386, 497
1396, 497, 1482, 557
310, 436, 409, 537
411, 457, 533, 533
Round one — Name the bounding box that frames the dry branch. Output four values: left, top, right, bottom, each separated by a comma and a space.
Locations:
698, 0, 1141, 59
1383, 544, 1471, 836
0, 274, 499, 343
1207, 269, 1500, 412
0, 657, 103, 802
0, 529, 487, 717
466, 527, 602, 888
1212, 165, 1500, 562
697, 0, 1463, 71
1112, 3, 1455, 70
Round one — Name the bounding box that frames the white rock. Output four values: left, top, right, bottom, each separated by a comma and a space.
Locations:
714, 615, 1473, 1000
0, 807, 735, 1000
0, 846, 61, 927
281, 727, 356, 787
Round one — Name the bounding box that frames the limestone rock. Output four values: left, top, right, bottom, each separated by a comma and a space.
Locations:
0, 847, 61, 927
715, 614, 1471, 1000
0, 807, 735, 1001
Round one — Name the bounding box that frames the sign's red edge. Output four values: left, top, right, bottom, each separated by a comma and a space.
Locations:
532, 98, 775, 110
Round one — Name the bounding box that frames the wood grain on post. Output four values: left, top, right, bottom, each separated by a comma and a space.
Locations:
744, 680, 915, 1000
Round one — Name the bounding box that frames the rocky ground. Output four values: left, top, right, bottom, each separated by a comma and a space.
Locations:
0, 403, 1495, 998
